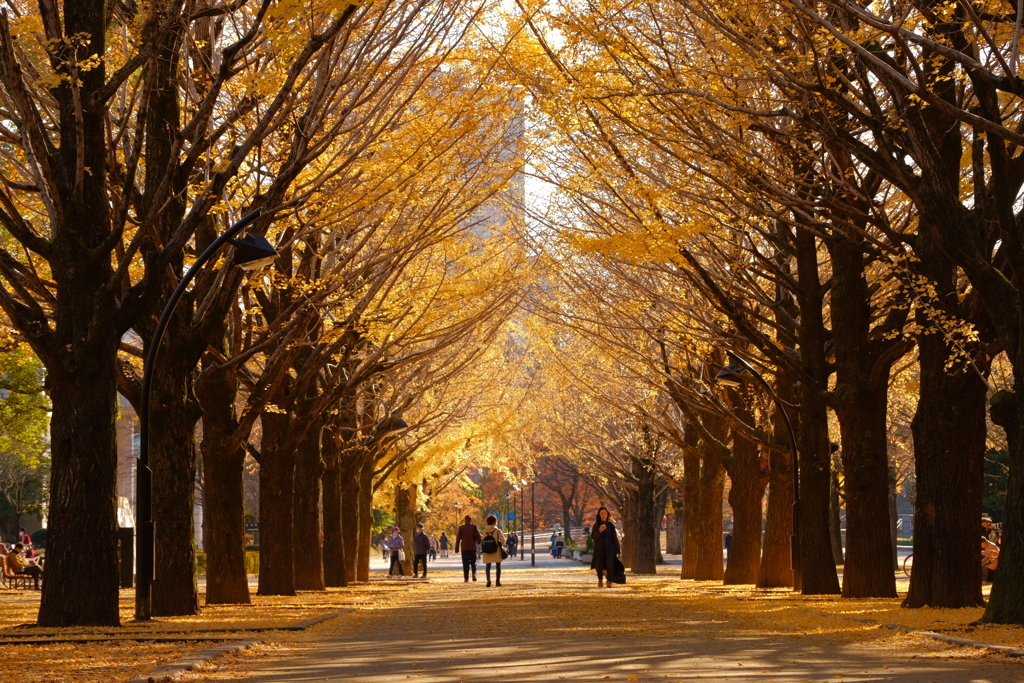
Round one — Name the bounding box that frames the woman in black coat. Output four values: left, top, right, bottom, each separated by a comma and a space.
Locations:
590, 507, 621, 587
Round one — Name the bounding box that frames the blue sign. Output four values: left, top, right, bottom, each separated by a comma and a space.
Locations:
508, 513, 515, 521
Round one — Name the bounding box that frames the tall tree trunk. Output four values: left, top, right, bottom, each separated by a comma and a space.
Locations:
356, 459, 375, 582
759, 442, 794, 587
681, 451, 701, 579
666, 494, 684, 555
257, 404, 296, 596
38, 343, 121, 626
631, 457, 658, 574
907, 358, 988, 607
695, 457, 726, 581
984, 389, 1024, 622
32, 0, 120, 629
198, 360, 250, 605
395, 479, 416, 576
150, 356, 201, 616
724, 398, 768, 585
795, 227, 841, 595
293, 421, 325, 591
829, 238, 897, 599
905, 231, 988, 608
620, 490, 638, 570
341, 457, 362, 582
322, 452, 347, 588
830, 467, 845, 565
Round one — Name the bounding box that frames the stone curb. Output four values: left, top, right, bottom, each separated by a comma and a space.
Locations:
124, 637, 262, 683
911, 629, 1024, 657
123, 608, 355, 682
881, 623, 1024, 657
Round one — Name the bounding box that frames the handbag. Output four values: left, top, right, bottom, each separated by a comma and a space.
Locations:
610, 555, 627, 584
398, 548, 406, 562
500, 546, 509, 560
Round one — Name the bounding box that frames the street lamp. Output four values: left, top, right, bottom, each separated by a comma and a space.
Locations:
454, 501, 461, 532
136, 208, 278, 621
519, 480, 528, 560
530, 478, 536, 567
715, 350, 801, 590
504, 491, 511, 531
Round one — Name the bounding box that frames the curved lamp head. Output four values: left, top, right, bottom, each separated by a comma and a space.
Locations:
454, 501, 461, 509
232, 234, 279, 271
715, 364, 746, 388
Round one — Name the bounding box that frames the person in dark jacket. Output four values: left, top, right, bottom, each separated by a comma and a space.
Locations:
454, 515, 482, 582
590, 507, 621, 588
413, 524, 431, 578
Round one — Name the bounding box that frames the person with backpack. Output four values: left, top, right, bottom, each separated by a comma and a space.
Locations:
454, 515, 482, 582
590, 507, 622, 588
480, 515, 506, 587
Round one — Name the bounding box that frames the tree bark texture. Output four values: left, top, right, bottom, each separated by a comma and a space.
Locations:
395, 480, 417, 576
984, 389, 1024, 623
680, 451, 701, 580
258, 406, 296, 596
794, 228, 841, 595
293, 420, 326, 591
695, 456, 726, 581
620, 491, 638, 570
828, 238, 897, 599
904, 231, 988, 608
322, 455, 347, 588
340, 458, 362, 583
150, 355, 201, 616
830, 468, 845, 565
38, 345, 121, 626
724, 397, 768, 585
631, 457, 658, 574
356, 459, 376, 582
34, 0, 121, 628
666, 493, 684, 555
758, 442, 794, 588
198, 361, 250, 605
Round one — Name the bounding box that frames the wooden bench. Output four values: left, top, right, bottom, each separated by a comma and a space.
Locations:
2, 560, 32, 590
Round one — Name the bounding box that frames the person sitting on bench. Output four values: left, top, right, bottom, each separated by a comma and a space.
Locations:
8, 543, 42, 589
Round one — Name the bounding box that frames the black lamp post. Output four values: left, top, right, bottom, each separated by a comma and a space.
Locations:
520, 480, 527, 561
530, 478, 536, 566
135, 209, 278, 621
715, 350, 801, 590
454, 501, 461, 533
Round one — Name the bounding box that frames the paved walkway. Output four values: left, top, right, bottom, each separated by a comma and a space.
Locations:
200, 558, 1024, 682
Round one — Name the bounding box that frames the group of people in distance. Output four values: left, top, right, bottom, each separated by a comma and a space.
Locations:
0, 528, 43, 590
380, 507, 625, 588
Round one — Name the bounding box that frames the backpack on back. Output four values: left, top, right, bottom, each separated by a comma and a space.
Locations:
481, 531, 499, 554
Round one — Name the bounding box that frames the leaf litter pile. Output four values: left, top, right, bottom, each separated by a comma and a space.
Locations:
4, 566, 1023, 682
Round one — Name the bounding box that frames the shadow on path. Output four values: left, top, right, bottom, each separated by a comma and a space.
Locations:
226, 569, 1024, 683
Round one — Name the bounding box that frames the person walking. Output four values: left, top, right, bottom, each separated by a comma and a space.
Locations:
480, 515, 506, 587
550, 533, 557, 557
439, 532, 450, 559
429, 534, 438, 561
454, 515, 482, 582
590, 507, 621, 588
385, 526, 405, 579
413, 524, 431, 578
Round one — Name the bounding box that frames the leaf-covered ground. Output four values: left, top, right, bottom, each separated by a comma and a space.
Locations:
0, 580, 401, 683
4, 564, 1022, 682
194, 565, 1024, 682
